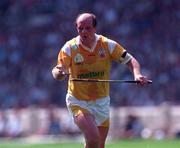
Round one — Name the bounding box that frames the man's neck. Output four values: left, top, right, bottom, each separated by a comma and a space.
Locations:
80, 35, 96, 49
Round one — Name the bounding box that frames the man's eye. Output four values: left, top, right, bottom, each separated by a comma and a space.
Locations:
78, 28, 83, 31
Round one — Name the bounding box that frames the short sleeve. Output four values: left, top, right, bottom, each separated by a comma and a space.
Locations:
106, 38, 132, 64
109, 41, 126, 61
57, 43, 71, 68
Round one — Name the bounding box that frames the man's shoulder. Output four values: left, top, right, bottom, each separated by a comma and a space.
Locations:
97, 34, 114, 44
97, 34, 119, 53
64, 37, 78, 51
66, 37, 77, 45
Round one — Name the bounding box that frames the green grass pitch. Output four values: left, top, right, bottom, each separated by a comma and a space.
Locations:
0, 139, 180, 148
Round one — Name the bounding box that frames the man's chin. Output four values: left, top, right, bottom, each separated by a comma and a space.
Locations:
82, 36, 88, 40
81, 37, 88, 43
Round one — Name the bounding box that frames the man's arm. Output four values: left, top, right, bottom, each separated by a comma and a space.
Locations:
52, 43, 71, 81
126, 57, 149, 85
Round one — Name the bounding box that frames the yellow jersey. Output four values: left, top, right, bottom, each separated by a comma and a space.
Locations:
58, 34, 128, 100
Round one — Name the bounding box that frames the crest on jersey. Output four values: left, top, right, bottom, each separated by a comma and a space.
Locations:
99, 48, 105, 58
74, 53, 84, 64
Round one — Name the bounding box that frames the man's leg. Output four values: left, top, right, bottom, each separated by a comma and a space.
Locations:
74, 113, 100, 148
98, 119, 109, 148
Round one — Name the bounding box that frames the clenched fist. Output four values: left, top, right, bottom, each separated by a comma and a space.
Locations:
52, 64, 68, 80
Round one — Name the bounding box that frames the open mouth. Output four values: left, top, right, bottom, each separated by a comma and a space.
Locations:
83, 35, 87, 39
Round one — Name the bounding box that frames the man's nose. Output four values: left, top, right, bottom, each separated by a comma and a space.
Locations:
82, 29, 87, 33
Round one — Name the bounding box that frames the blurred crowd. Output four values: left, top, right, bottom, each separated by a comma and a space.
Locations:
0, 107, 80, 138
0, 0, 180, 108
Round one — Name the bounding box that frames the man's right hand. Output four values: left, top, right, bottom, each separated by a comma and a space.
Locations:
52, 64, 68, 80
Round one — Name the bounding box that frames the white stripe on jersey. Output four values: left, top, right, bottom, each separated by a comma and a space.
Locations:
61, 43, 71, 56
105, 37, 132, 64
120, 53, 133, 64
106, 38, 117, 54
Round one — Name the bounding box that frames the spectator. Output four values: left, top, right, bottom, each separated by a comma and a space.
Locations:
123, 114, 144, 138
47, 108, 61, 135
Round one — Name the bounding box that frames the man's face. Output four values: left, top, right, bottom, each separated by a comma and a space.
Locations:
76, 16, 96, 43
